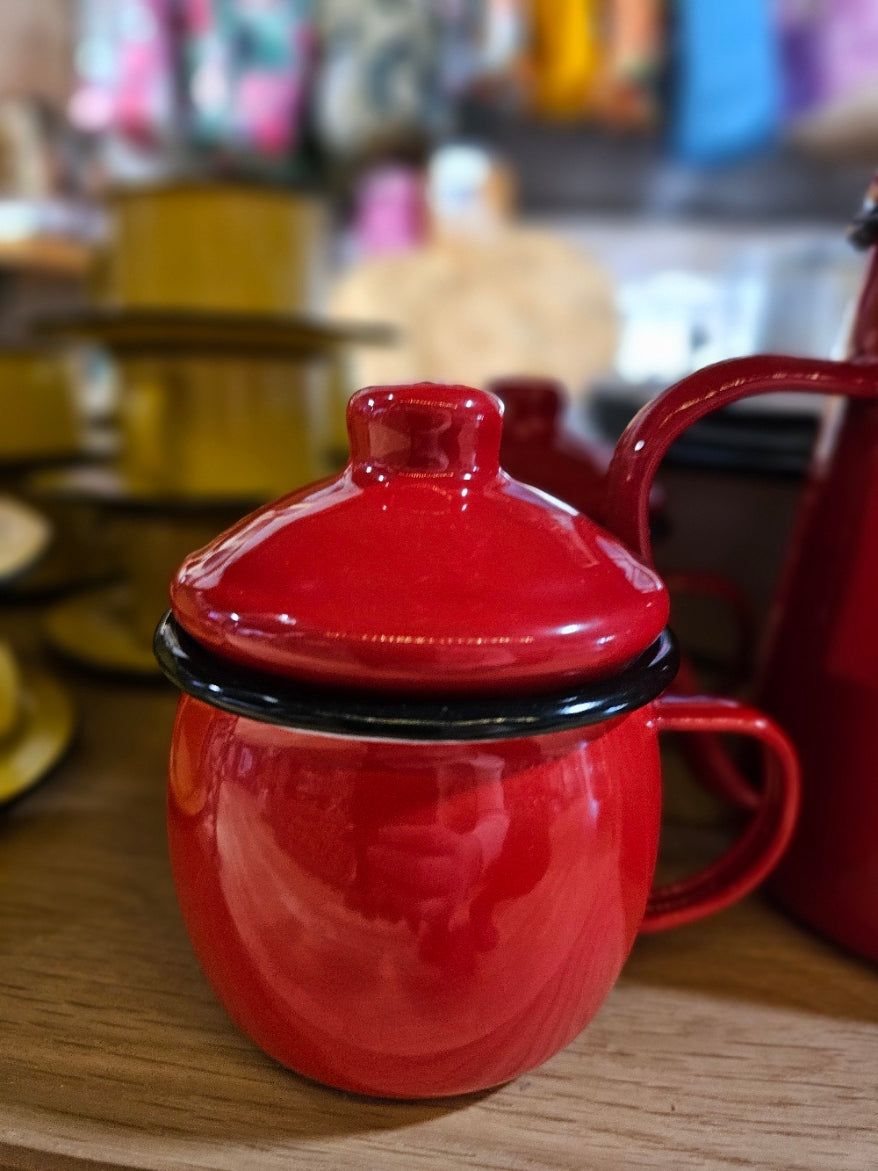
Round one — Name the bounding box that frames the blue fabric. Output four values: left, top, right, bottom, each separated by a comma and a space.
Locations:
672, 0, 781, 164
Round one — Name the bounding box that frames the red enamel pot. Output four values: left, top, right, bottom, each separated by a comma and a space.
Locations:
489, 374, 615, 519
602, 175, 878, 966
156, 382, 799, 1099
489, 373, 753, 687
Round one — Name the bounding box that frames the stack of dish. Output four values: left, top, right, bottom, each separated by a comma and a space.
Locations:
0, 345, 115, 598
37, 183, 388, 675
0, 495, 74, 803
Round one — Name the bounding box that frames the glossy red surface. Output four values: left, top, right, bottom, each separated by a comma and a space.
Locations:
170, 383, 670, 693
491, 374, 670, 530
598, 233, 878, 963
760, 395, 878, 962
490, 375, 612, 517
759, 247, 878, 963
164, 370, 804, 1096
602, 355, 878, 567
168, 690, 799, 1098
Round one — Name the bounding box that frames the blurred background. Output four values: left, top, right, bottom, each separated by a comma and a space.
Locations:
0, 0, 873, 714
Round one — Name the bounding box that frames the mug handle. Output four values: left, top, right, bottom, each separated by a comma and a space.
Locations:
641, 694, 800, 933
662, 575, 759, 807
668, 652, 761, 810
602, 354, 877, 567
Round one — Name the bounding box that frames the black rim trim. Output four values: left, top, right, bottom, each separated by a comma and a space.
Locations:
154, 613, 679, 741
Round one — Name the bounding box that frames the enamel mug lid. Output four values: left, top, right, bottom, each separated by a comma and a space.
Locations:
169, 383, 669, 695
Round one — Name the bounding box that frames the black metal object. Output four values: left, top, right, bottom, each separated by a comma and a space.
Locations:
154, 612, 679, 742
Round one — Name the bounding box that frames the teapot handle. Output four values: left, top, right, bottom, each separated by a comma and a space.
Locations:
642, 695, 800, 932
603, 355, 878, 565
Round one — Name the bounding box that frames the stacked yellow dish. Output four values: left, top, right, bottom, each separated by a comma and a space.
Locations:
0, 497, 74, 803
38, 183, 389, 675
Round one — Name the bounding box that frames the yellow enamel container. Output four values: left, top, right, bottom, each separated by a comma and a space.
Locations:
95, 185, 328, 315
118, 351, 328, 500
0, 349, 82, 462
36, 306, 392, 502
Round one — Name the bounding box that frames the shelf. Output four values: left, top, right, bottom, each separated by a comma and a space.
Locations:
0, 236, 91, 276
2, 617, 877, 1169
456, 107, 874, 223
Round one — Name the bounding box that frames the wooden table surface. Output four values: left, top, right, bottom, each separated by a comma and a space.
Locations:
2, 637, 878, 1171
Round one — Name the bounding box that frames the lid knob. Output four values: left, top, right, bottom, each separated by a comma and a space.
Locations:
347, 383, 503, 485
489, 375, 563, 439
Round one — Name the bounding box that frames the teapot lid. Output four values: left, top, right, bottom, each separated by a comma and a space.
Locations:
169, 383, 669, 695
491, 374, 611, 518
491, 374, 565, 434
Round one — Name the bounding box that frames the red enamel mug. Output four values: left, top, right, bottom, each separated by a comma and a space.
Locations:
156, 382, 799, 1099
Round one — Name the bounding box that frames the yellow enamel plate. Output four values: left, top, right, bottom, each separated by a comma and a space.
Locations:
43, 584, 161, 677
0, 496, 52, 585
0, 667, 75, 805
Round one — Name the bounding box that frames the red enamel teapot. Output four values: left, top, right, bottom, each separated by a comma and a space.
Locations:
606, 175, 878, 965
489, 372, 750, 676
489, 374, 614, 518
156, 381, 799, 1100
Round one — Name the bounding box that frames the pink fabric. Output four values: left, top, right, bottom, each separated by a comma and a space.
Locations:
822, 0, 878, 100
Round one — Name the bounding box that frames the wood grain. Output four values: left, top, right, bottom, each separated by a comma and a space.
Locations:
1, 627, 877, 1170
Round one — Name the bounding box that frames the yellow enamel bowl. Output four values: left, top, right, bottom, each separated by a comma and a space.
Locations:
0, 495, 52, 587
8, 468, 119, 599
42, 474, 254, 676
0, 484, 114, 602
